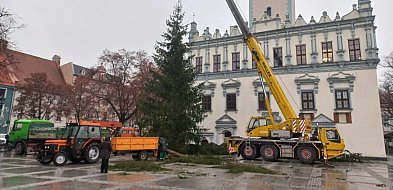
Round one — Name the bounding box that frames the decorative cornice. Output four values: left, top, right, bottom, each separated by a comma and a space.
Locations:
190, 16, 376, 48
327, 71, 356, 93
200, 80, 217, 97
221, 78, 241, 96
252, 78, 269, 96
295, 72, 321, 94
196, 60, 378, 81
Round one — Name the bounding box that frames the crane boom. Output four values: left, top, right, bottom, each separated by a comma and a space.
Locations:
226, 0, 297, 121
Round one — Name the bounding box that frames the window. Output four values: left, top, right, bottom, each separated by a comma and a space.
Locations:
252, 59, 257, 69
301, 92, 315, 110
335, 90, 350, 109
325, 129, 340, 143
226, 93, 237, 111
296, 45, 307, 65
267, 7, 272, 17
232, 52, 240, 71
0, 89, 5, 112
202, 95, 212, 111
77, 126, 89, 139
88, 127, 101, 138
196, 57, 203, 74
213, 55, 221, 72
56, 115, 61, 122
13, 123, 23, 131
348, 39, 361, 61
273, 47, 283, 67
334, 112, 352, 124
258, 92, 269, 110
322, 42, 333, 63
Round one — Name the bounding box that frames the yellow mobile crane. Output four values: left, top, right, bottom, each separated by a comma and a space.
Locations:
225, 0, 345, 164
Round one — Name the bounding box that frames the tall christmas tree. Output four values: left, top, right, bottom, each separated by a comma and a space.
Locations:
138, 2, 205, 152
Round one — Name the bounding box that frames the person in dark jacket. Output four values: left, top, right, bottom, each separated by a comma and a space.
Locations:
99, 137, 112, 173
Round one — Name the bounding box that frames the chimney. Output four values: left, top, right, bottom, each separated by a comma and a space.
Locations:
52, 55, 61, 66
0, 39, 9, 51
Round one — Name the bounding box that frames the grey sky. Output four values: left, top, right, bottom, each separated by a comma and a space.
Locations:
3, 0, 392, 75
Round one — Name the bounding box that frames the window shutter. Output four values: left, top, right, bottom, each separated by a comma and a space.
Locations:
333, 113, 339, 123
346, 113, 352, 123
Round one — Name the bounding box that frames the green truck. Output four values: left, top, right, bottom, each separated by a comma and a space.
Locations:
8, 120, 61, 155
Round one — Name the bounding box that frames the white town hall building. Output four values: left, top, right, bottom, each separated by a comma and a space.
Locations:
189, 0, 386, 158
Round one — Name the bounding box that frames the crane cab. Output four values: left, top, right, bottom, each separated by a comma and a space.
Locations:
246, 116, 274, 138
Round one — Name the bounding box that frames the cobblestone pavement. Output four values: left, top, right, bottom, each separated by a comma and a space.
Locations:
0, 151, 392, 190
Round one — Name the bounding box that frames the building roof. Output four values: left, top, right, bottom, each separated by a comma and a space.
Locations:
7, 50, 66, 86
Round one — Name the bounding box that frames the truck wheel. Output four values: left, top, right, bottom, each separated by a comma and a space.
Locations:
296, 146, 317, 164
53, 152, 68, 166
260, 144, 279, 161
37, 152, 52, 165
138, 151, 148, 161
240, 144, 257, 160
14, 142, 26, 155
84, 143, 100, 164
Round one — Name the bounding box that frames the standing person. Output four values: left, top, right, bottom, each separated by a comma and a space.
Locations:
99, 137, 112, 173
159, 137, 167, 161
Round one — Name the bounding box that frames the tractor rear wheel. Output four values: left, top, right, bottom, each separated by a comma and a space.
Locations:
84, 143, 100, 164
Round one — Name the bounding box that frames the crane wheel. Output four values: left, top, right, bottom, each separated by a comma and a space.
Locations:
240, 144, 257, 160
260, 144, 279, 161
296, 146, 317, 164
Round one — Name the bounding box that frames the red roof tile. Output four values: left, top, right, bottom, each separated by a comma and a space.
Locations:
7, 50, 66, 86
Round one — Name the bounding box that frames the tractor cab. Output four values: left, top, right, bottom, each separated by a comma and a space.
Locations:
36, 121, 122, 166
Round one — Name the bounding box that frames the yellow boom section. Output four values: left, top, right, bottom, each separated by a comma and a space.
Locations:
226, 0, 297, 121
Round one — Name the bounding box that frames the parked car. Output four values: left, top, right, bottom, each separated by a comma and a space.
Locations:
0, 134, 7, 146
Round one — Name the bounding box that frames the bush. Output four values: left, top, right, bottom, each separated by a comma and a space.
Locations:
331, 151, 367, 163
180, 143, 228, 155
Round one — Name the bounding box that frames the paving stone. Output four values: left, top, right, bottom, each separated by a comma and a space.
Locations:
0, 176, 52, 188
35, 169, 101, 177
19, 181, 116, 190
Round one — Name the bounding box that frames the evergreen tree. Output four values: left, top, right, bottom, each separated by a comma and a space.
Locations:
138, 2, 205, 152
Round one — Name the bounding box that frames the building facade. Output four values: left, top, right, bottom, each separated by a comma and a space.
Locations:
189, 0, 386, 158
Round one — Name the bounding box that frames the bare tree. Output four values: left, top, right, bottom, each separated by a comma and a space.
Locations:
380, 52, 393, 130
91, 49, 153, 124
61, 76, 96, 122
0, 6, 23, 69
14, 73, 64, 120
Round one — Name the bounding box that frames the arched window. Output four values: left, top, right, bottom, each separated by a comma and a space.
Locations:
267, 7, 272, 17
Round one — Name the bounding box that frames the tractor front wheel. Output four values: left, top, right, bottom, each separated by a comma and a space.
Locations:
53, 152, 68, 166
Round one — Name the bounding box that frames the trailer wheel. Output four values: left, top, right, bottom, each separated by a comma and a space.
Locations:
138, 151, 148, 161
260, 144, 279, 161
84, 143, 100, 164
14, 142, 26, 155
296, 146, 317, 164
240, 144, 257, 160
53, 152, 68, 166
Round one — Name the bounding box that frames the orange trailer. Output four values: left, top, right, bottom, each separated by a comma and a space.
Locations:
111, 137, 159, 160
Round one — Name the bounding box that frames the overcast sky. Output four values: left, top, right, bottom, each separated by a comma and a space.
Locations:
3, 0, 392, 76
